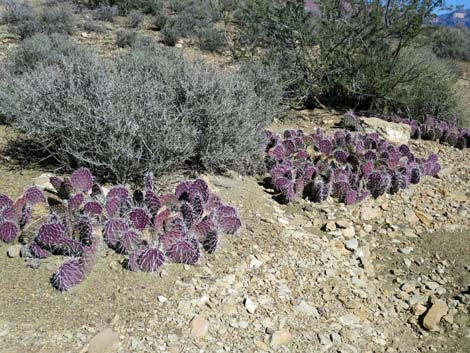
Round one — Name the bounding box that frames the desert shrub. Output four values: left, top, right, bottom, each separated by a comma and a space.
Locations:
0, 44, 282, 181
382, 47, 457, 120
116, 29, 137, 47
170, 0, 223, 36
126, 10, 144, 28
37, 5, 75, 35
93, 4, 118, 21
427, 26, 470, 62
5, 33, 85, 73
6, 5, 75, 39
197, 26, 226, 52
0, 169, 242, 291
152, 12, 167, 30
234, 0, 454, 119
0, 0, 33, 25
139, 0, 163, 15
82, 18, 105, 32
233, 0, 317, 107
161, 20, 180, 46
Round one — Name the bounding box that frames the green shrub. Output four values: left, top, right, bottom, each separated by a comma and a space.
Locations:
126, 10, 144, 28
0, 0, 34, 25
93, 4, 118, 22
161, 20, 180, 46
427, 26, 470, 62
37, 5, 75, 35
152, 12, 167, 30
116, 29, 138, 47
139, 0, 163, 15
0, 43, 282, 181
7, 5, 75, 39
234, 0, 455, 120
384, 47, 457, 120
233, 0, 317, 107
197, 26, 226, 52
5, 33, 86, 73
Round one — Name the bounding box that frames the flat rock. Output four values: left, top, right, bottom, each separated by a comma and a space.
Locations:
244, 297, 257, 314
361, 207, 380, 221
32, 173, 54, 190
414, 210, 432, 227
345, 238, 359, 251
270, 329, 293, 347
87, 328, 119, 353
294, 301, 319, 317
423, 299, 448, 331
359, 117, 411, 145
190, 315, 209, 340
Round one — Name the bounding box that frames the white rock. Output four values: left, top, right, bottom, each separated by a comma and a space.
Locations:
87, 328, 119, 353
7, 245, 22, 258
294, 301, 319, 317
359, 117, 411, 145
157, 295, 168, 303
339, 313, 360, 326
345, 239, 359, 251
244, 297, 257, 314
190, 315, 209, 340
270, 329, 293, 347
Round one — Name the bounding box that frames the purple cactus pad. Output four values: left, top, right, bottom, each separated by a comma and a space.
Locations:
70, 168, 93, 192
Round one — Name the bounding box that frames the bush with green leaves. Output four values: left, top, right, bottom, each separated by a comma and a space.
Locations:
0, 41, 282, 182
93, 4, 119, 22
161, 19, 180, 46
3, 4, 75, 39
0, 0, 34, 25
197, 26, 226, 52
5, 33, 86, 74
126, 10, 144, 28
152, 12, 167, 30
116, 29, 138, 47
234, 0, 455, 120
427, 26, 470, 62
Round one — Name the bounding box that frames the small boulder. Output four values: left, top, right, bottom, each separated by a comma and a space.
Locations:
87, 328, 119, 353
190, 315, 209, 340
359, 117, 411, 145
423, 299, 448, 331
270, 329, 293, 347
7, 245, 22, 258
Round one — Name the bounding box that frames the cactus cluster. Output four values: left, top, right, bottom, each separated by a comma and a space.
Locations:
264, 128, 441, 204
380, 114, 470, 150
0, 186, 45, 243
340, 110, 361, 131
0, 168, 241, 291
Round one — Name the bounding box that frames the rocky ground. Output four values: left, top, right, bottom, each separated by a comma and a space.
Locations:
0, 112, 469, 353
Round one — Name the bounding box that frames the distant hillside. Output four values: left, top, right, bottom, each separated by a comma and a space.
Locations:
434, 8, 470, 27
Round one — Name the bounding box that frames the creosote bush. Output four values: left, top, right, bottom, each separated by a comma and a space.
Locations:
0, 41, 282, 182
234, 0, 455, 120
0, 168, 242, 291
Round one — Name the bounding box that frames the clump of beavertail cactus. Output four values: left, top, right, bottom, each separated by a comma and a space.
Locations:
380, 114, 470, 150
1, 169, 241, 292
263, 127, 441, 205
0, 186, 45, 243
